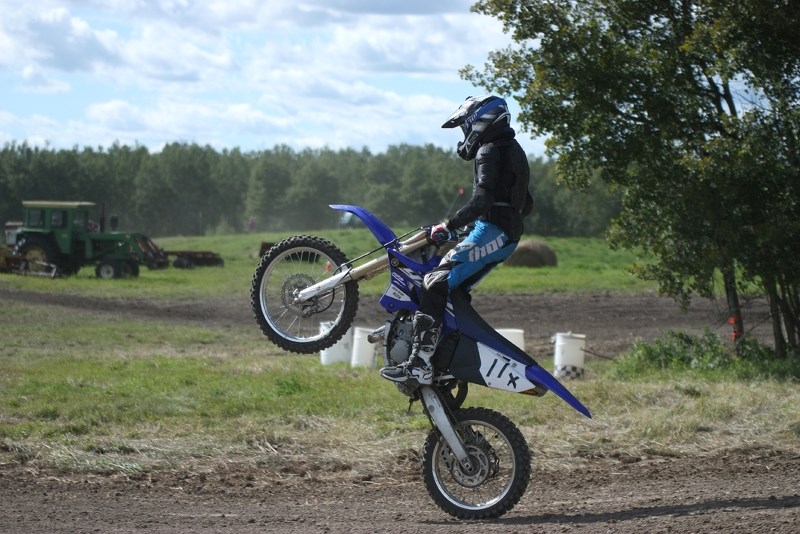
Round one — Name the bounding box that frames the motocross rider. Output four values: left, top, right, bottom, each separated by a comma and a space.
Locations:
380, 95, 532, 386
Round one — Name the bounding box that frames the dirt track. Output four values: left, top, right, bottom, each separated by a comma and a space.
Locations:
0, 287, 774, 360
1, 287, 796, 533
2, 447, 798, 533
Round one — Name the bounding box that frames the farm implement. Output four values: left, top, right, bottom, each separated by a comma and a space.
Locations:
2, 201, 222, 279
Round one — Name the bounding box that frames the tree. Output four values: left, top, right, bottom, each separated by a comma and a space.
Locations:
528, 158, 620, 237
245, 145, 295, 231
281, 149, 341, 230
1, 140, 617, 241
466, 0, 800, 355
106, 142, 150, 227
209, 148, 250, 233
133, 156, 173, 236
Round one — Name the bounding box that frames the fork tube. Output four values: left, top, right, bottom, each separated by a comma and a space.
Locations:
294, 231, 430, 303
419, 387, 472, 470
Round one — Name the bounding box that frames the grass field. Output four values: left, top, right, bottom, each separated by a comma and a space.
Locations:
0, 227, 655, 300
1, 230, 798, 478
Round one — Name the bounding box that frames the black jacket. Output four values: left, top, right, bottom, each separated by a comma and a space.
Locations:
447, 126, 531, 242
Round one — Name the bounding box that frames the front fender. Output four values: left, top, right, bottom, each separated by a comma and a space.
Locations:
330, 204, 396, 245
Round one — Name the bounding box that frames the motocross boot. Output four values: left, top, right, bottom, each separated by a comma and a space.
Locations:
380, 312, 440, 386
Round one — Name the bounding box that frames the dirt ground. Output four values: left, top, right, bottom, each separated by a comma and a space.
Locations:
2, 449, 798, 533
2, 287, 797, 533
0, 287, 775, 359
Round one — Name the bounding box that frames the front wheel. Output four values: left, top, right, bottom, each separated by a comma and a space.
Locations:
422, 407, 531, 519
251, 235, 359, 354
96, 260, 122, 279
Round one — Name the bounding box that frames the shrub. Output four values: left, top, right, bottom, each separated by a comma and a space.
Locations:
611, 329, 800, 381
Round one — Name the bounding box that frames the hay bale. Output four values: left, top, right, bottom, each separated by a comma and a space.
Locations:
506, 239, 557, 268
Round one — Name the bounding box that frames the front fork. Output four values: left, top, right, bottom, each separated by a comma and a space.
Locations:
419, 386, 474, 472
372, 320, 474, 472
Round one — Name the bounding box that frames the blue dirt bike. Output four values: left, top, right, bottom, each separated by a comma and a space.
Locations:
251, 204, 591, 520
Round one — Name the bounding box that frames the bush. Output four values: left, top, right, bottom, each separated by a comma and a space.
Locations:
611, 329, 800, 381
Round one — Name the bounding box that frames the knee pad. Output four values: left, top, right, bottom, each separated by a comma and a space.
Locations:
423, 270, 449, 293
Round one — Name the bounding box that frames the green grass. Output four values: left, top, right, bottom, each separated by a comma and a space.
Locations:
0, 228, 654, 300
2, 295, 799, 476
2, 230, 797, 478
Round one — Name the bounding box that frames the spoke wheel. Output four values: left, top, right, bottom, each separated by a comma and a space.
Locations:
422, 407, 531, 519
251, 235, 359, 354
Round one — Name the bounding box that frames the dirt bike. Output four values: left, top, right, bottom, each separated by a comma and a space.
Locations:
251, 204, 591, 520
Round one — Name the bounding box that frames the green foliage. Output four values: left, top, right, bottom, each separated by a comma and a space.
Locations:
466, 0, 800, 354
612, 329, 800, 381
0, 142, 619, 240
528, 159, 621, 237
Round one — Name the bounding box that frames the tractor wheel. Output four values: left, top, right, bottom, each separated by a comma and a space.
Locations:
128, 261, 140, 277
95, 260, 122, 279
16, 236, 62, 275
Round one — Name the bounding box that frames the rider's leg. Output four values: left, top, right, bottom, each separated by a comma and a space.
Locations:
379, 252, 449, 385
379, 311, 441, 385
380, 221, 517, 386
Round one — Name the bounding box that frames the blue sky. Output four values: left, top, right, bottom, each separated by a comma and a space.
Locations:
0, 0, 546, 157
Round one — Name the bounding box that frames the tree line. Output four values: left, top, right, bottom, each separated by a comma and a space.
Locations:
0, 141, 619, 238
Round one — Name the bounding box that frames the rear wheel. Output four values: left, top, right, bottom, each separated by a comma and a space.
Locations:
251, 235, 359, 354
16, 236, 62, 275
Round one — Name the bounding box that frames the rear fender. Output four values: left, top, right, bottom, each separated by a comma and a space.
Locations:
446, 288, 592, 419
525, 365, 592, 418
437, 332, 591, 419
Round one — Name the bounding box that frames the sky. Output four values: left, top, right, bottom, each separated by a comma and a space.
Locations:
0, 0, 546, 157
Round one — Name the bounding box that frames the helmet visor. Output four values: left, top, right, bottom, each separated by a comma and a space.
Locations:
441, 95, 490, 129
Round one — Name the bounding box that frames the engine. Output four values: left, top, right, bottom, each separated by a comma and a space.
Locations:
376, 315, 420, 397
382, 315, 414, 367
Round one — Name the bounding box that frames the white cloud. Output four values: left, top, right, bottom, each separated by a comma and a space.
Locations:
0, 0, 547, 156
85, 99, 147, 130
20, 65, 71, 93
120, 22, 234, 86
26, 7, 123, 72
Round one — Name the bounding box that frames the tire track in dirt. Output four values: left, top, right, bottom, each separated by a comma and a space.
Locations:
1, 450, 798, 533
1, 286, 772, 358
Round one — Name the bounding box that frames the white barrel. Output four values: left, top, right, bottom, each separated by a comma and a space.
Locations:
350, 326, 377, 368
319, 323, 352, 365
497, 328, 525, 351
553, 332, 586, 379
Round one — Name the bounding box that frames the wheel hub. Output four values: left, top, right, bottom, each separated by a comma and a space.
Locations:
452, 447, 491, 487
281, 273, 333, 318
439, 432, 500, 488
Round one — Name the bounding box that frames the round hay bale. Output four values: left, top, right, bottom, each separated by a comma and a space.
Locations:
506, 239, 557, 268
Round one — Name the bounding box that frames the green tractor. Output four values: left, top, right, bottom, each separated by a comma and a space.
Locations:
12, 201, 169, 278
